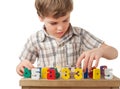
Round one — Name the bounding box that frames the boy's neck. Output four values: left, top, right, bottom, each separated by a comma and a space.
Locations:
55, 37, 61, 42
49, 35, 61, 42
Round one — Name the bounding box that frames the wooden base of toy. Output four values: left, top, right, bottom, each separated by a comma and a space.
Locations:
20, 76, 120, 89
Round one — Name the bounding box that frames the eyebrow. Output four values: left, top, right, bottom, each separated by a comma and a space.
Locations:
48, 17, 69, 23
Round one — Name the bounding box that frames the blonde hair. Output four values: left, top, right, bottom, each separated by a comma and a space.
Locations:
35, 0, 73, 18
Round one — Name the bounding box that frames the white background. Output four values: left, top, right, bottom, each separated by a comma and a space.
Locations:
0, 0, 120, 89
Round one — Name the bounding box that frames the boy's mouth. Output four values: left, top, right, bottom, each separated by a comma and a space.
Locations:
56, 31, 64, 35
57, 32, 63, 34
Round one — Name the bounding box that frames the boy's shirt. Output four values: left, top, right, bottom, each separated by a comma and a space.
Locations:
19, 24, 104, 67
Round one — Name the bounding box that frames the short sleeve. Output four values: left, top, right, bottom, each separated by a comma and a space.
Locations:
19, 34, 39, 64
81, 29, 104, 51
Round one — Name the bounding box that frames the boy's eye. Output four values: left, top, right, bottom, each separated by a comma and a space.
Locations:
50, 22, 57, 25
63, 20, 68, 22
49, 19, 69, 25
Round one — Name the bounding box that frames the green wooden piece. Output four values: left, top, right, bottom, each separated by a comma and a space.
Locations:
23, 68, 31, 78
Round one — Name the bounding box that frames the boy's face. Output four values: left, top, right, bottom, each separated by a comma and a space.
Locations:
40, 13, 70, 39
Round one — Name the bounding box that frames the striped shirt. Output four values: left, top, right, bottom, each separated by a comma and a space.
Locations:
19, 24, 104, 67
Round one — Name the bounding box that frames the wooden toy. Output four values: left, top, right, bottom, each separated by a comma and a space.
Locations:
104, 68, 113, 79
41, 67, 48, 79
23, 67, 31, 78
74, 68, 83, 80
47, 68, 56, 80
61, 67, 70, 80
31, 67, 40, 80
88, 67, 96, 78
93, 69, 100, 80
84, 68, 88, 79
55, 68, 60, 79
100, 65, 107, 78
23, 66, 113, 80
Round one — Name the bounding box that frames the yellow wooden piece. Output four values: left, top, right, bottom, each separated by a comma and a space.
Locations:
74, 68, 83, 80
41, 67, 48, 79
93, 69, 100, 80
61, 68, 70, 80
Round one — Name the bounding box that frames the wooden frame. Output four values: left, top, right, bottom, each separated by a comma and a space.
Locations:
20, 76, 120, 89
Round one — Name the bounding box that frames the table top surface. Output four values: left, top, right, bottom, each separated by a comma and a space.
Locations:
20, 76, 120, 87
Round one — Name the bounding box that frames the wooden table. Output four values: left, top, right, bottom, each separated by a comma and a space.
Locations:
20, 76, 120, 89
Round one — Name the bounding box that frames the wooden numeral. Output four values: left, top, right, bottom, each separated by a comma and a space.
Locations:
104, 68, 113, 79
23, 68, 31, 78
47, 68, 56, 80
74, 68, 83, 80
84, 68, 88, 79
61, 68, 70, 80
31, 68, 40, 80
93, 69, 100, 80
41, 67, 48, 79
100, 65, 107, 77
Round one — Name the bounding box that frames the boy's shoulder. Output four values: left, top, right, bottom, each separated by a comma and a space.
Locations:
72, 26, 84, 35
30, 30, 45, 42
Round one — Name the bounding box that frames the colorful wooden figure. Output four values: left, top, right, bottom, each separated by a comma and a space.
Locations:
47, 68, 56, 80
41, 67, 48, 79
93, 69, 100, 80
104, 68, 113, 79
61, 67, 70, 80
31, 67, 41, 80
55, 68, 60, 79
100, 65, 107, 78
84, 68, 88, 79
88, 67, 96, 78
74, 68, 83, 80
23, 67, 31, 78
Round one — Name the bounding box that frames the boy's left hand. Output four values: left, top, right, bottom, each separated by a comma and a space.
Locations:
76, 48, 103, 73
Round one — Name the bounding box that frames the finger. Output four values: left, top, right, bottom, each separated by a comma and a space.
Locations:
24, 61, 34, 70
16, 67, 23, 76
76, 53, 85, 67
18, 71, 23, 76
88, 55, 94, 72
24, 65, 33, 70
21, 66, 24, 73
83, 55, 89, 72
94, 56, 100, 67
27, 62, 34, 69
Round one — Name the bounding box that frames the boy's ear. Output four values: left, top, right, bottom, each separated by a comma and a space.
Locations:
38, 16, 44, 22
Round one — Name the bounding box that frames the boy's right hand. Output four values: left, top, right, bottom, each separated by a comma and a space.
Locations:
16, 60, 34, 76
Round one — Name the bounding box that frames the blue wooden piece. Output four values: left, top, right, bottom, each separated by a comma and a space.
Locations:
84, 68, 88, 79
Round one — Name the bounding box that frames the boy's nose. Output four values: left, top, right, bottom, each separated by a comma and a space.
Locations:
57, 25, 63, 31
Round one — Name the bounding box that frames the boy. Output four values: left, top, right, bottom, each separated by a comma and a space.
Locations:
16, 0, 118, 76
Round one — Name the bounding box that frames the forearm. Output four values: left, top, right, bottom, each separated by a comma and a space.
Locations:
100, 44, 118, 59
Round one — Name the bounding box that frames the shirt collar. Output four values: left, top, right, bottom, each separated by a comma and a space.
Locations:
41, 25, 49, 37
68, 24, 80, 36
